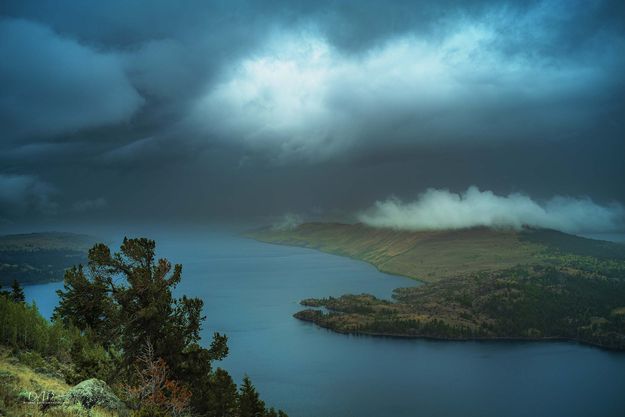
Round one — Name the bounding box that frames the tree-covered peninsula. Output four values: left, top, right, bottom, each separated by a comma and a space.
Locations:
249, 223, 625, 350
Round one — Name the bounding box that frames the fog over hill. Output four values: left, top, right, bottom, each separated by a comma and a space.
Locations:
358, 186, 625, 234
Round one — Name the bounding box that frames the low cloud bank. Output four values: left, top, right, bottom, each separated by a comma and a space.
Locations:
358, 187, 625, 234
272, 213, 303, 231
0, 174, 57, 219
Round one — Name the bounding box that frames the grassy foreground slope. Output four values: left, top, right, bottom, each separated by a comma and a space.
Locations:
0, 232, 97, 286
0, 349, 120, 417
248, 223, 625, 349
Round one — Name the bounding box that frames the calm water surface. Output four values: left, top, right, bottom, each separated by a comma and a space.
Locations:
24, 232, 625, 417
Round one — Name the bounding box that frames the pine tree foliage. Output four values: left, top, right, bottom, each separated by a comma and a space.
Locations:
10, 279, 25, 303
51, 237, 287, 417
238, 375, 266, 417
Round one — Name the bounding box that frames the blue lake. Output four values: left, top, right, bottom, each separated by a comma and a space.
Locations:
24, 232, 625, 417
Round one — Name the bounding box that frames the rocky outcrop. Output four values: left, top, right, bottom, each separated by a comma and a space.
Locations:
64, 378, 127, 414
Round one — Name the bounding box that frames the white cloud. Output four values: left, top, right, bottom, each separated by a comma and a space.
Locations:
195, 33, 344, 159
194, 18, 609, 160
358, 186, 625, 234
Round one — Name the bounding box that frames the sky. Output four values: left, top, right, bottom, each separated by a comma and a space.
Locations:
1, 0, 624, 233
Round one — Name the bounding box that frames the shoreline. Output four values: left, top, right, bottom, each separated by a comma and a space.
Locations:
293, 312, 625, 352
245, 235, 427, 283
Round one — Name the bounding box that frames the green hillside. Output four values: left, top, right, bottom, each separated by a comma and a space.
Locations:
248, 223, 625, 349
247, 223, 625, 282
0, 232, 98, 286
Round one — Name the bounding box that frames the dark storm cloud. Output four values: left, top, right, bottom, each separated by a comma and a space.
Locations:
193, 1, 625, 160
0, 0, 624, 226
0, 18, 143, 143
0, 174, 57, 222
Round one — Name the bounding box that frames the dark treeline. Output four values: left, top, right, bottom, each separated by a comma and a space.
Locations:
0, 249, 88, 286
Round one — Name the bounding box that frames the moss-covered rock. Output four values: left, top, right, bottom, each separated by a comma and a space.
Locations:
64, 378, 127, 415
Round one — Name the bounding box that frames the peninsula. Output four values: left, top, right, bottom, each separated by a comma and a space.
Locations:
248, 223, 625, 350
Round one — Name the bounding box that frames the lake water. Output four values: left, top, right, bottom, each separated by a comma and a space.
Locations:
24, 232, 625, 417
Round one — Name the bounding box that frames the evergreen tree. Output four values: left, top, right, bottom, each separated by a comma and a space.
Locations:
10, 279, 25, 303
54, 237, 233, 415
204, 368, 239, 417
54, 238, 220, 372
53, 266, 114, 345
238, 375, 266, 417
54, 237, 289, 417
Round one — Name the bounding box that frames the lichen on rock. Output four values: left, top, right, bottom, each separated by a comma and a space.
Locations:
64, 378, 127, 415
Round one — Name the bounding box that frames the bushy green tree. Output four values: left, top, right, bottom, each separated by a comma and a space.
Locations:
65, 331, 117, 384
53, 266, 114, 346
54, 237, 288, 416
0, 294, 96, 368
54, 238, 222, 373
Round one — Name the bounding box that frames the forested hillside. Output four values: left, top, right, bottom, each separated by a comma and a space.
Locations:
0, 233, 97, 286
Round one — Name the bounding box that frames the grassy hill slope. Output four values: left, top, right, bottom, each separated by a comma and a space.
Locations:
247, 223, 625, 282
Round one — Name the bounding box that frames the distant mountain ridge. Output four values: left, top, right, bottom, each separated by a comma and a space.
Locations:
248, 223, 625, 282
0, 232, 99, 286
